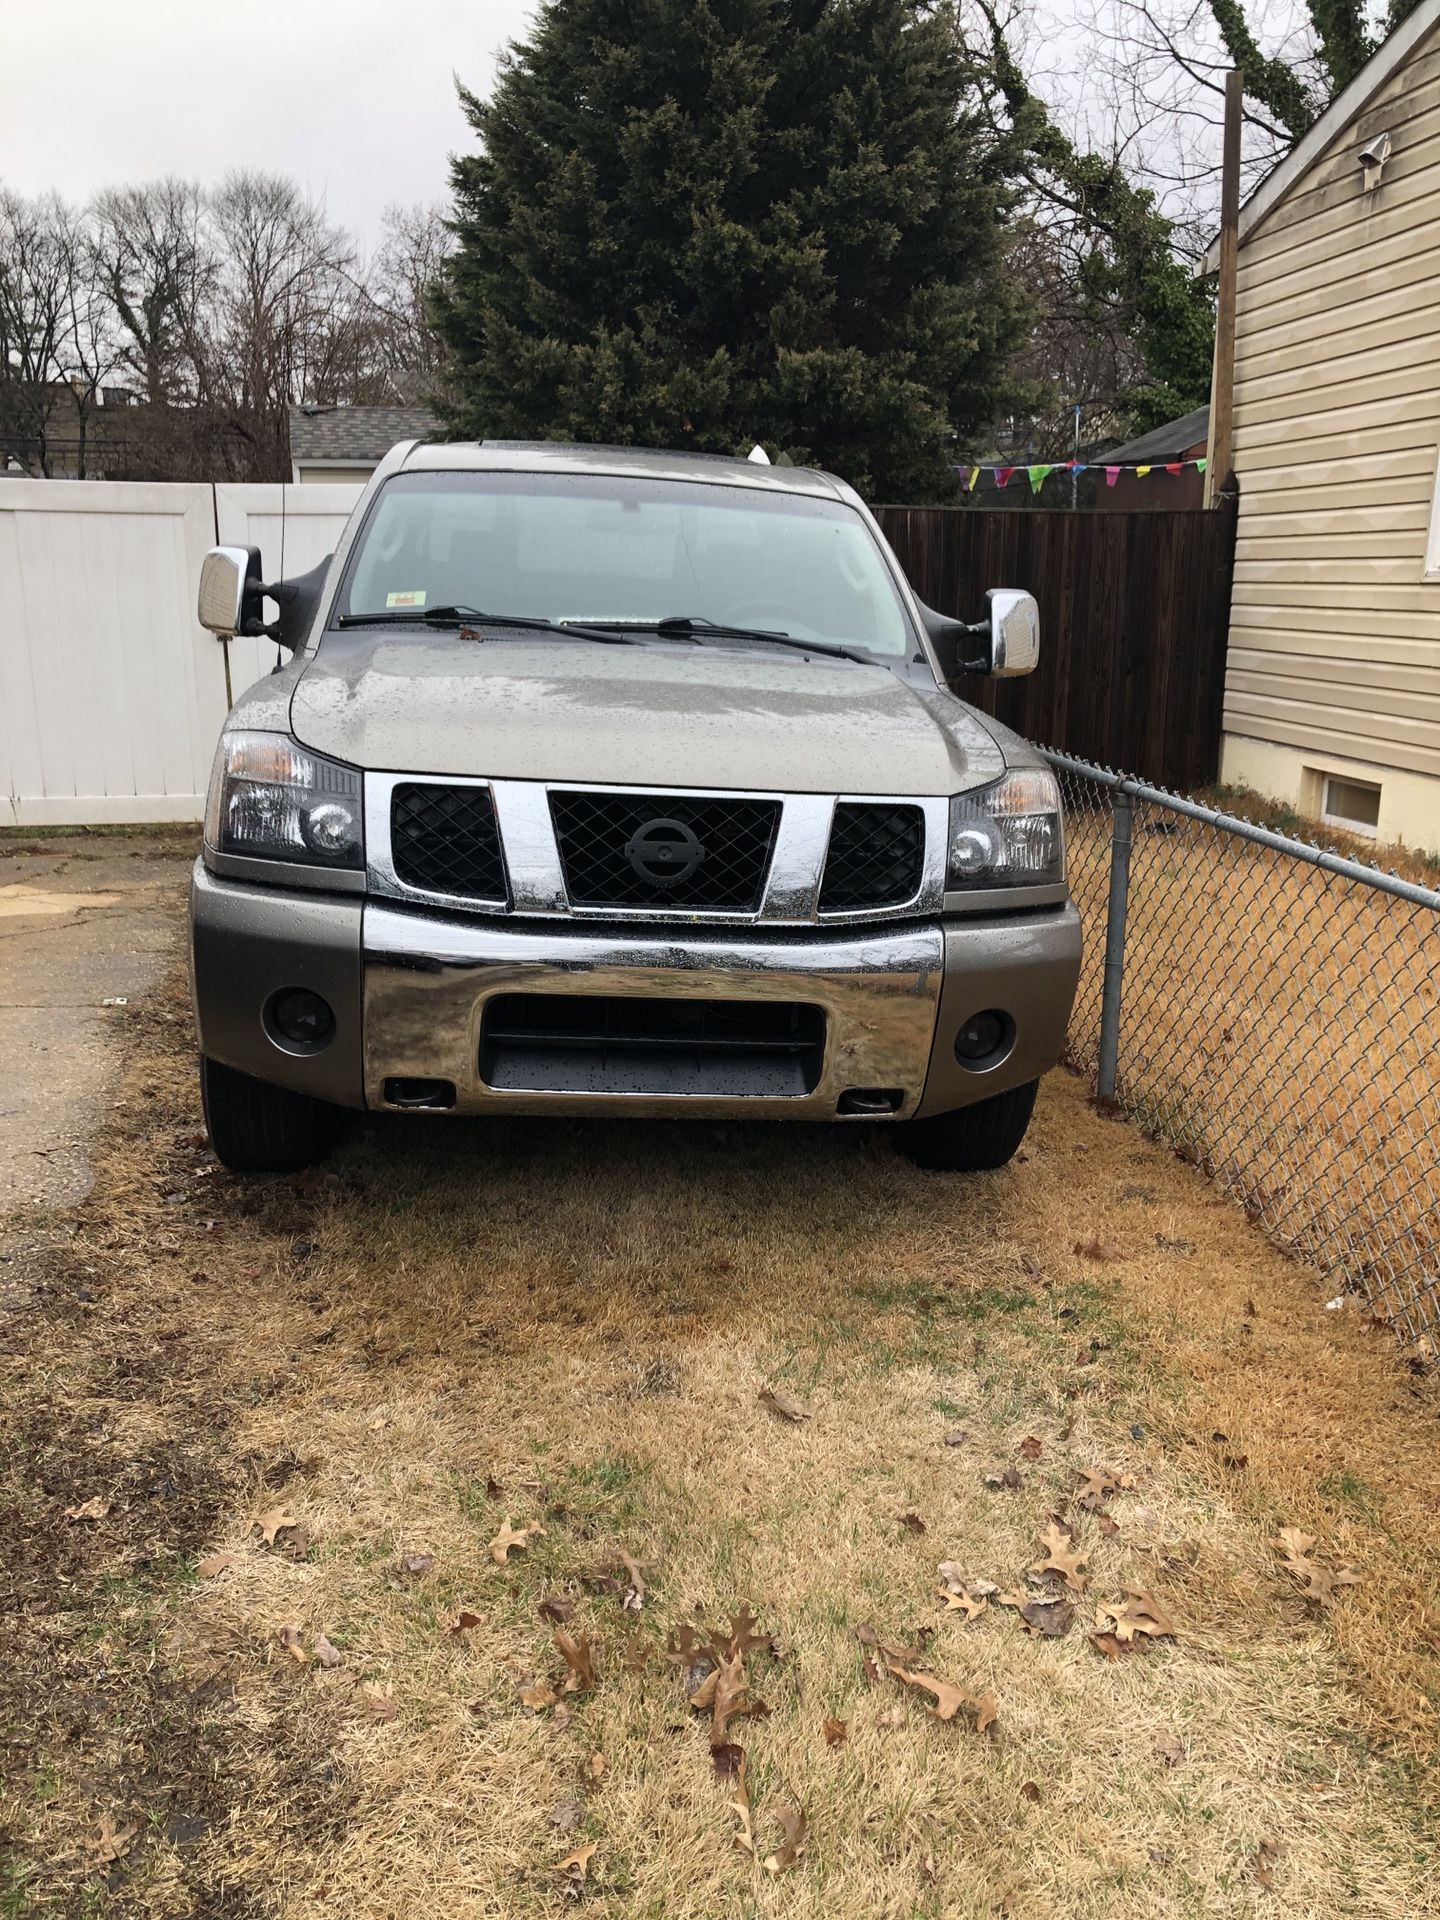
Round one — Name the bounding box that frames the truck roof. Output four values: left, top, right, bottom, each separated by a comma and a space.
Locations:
396, 437, 857, 503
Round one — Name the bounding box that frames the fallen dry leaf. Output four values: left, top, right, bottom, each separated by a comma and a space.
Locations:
1274, 1528, 1361, 1607
711, 1650, 768, 1745
357, 1680, 397, 1720
196, 1551, 235, 1578
489, 1516, 544, 1564
822, 1716, 848, 1746
729, 1751, 756, 1855
1031, 1516, 1089, 1592
65, 1497, 110, 1523
519, 1677, 560, 1711
711, 1740, 745, 1778
1019, 1598, 1075, 1638
254, 1506, 298, 1548
86, 1813, 137, 1863
937, 1584, 988, 1621
985, 1465, 1024, 1491
550, 1797, 584, 1833
1097, 1513, 1120, 1538
763, 1805, 808, 1877
1256, 1838, 1282, 1888
1018, 1435, 1044, 1461
1021, 1781, 1042, 1804
313, 1633, 343, 1670
588, 1752, 606, 1781
551, 1842, 598, 1882
616, 1549, 648, 1611
1073, 1237, 1122, 1261
938, 1563, 998, 1596
538, 1595, 574, 1623
713, 1604, 768, 1660
899, 1511, 927, 1535
1075, 1468, 1121, 1510
885, 1658, 976, 1722
554, 1627, 597, 1693
278, 1624, 308, 1664
1089, 1631, 1130, 1661
1095, 1588, 1177, 1644
1300, 1561, 1363, 1606
688, 1666, 719, 1711
450, 1609, 482, 1635
758, 1386, 812, 1424
401, 1552, 435, 1577
1276, 1526, 1315, 1565
1154, 1729, 1185, 1768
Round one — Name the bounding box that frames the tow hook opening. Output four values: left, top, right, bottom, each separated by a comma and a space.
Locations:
383, 1077, 457, 1110
837, 1087, 904, 1116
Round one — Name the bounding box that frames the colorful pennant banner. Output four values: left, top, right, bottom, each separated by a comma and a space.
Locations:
956, 457, 1207, 492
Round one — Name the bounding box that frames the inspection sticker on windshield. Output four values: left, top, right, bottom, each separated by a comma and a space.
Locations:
385, 589, 427, 609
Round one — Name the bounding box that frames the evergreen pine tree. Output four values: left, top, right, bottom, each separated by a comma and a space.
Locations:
433, 0, 1016, 499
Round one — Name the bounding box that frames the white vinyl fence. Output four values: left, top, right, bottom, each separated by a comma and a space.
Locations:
0, 479, 363, 827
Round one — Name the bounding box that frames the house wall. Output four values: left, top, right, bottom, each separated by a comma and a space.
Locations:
293, 461, 379, 485
1224, 22, 1440, 853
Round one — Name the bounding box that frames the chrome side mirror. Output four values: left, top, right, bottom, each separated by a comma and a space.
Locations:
986, 588, 1039, 677
198, 545, 263, 638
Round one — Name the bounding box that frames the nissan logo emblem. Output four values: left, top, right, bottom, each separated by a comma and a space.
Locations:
624, 817, 705, 887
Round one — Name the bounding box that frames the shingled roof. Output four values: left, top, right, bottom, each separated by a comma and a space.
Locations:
1103, 404, 1210, 466
289, 403, 438, 465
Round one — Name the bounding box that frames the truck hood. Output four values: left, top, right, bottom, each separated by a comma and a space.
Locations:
288, 633, 1006, 795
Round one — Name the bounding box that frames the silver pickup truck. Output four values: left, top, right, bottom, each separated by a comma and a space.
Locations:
190, 441, 1080, 1173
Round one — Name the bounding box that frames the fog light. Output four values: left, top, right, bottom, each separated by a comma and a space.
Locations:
271, 988, 335, 1048
954, 1008, 1010, 1065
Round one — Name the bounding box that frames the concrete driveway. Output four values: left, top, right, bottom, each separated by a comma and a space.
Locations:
0, 829, 196, 1215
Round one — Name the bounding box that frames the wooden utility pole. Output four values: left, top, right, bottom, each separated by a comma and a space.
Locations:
1205, 68, 1243, 507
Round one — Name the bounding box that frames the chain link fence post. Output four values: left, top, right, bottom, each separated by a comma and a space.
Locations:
1096, 788, 1133, 1103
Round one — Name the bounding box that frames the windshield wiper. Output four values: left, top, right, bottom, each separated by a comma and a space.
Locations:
336, 605, 638, 643
579, 614, 878, 666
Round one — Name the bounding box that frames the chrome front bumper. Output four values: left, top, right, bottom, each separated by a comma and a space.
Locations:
363, 908, 944, 1119
190, 862, 1081, 1122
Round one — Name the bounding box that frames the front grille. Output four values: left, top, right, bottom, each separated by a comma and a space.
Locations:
480, 994, 825, 1096
819, 803, 925, 911
549, 790, 780, 910
391, 782, 507, 901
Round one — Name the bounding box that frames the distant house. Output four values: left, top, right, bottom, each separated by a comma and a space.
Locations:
1202, 0, 1440, 853
289, 403, 439, 484
1098, 406, 1209, 511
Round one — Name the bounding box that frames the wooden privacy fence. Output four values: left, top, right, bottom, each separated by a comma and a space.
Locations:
874, 503, 1238, 790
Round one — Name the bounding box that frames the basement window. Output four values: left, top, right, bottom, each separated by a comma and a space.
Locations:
1320, 774, 1381, 836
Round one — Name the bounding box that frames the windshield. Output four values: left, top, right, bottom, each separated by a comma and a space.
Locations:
336, 470, 915, 657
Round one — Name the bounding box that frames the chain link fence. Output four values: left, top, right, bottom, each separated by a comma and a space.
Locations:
1044, 749, 1440, 1352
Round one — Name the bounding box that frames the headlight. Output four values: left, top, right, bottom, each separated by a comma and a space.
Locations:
205, 731, 363, 869
947, 767, 1063, 888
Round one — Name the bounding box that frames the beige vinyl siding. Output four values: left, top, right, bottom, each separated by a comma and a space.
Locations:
1226, 20, 1440, 785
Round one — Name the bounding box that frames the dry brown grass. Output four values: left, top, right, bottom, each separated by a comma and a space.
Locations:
3, 940, 1439, 1920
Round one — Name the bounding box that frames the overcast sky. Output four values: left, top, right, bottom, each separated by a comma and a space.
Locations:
1, 0, 538, 242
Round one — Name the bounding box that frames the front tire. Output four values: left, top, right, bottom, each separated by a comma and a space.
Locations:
895, 1079, 1038, 1172
201, 1056, 340, 1173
